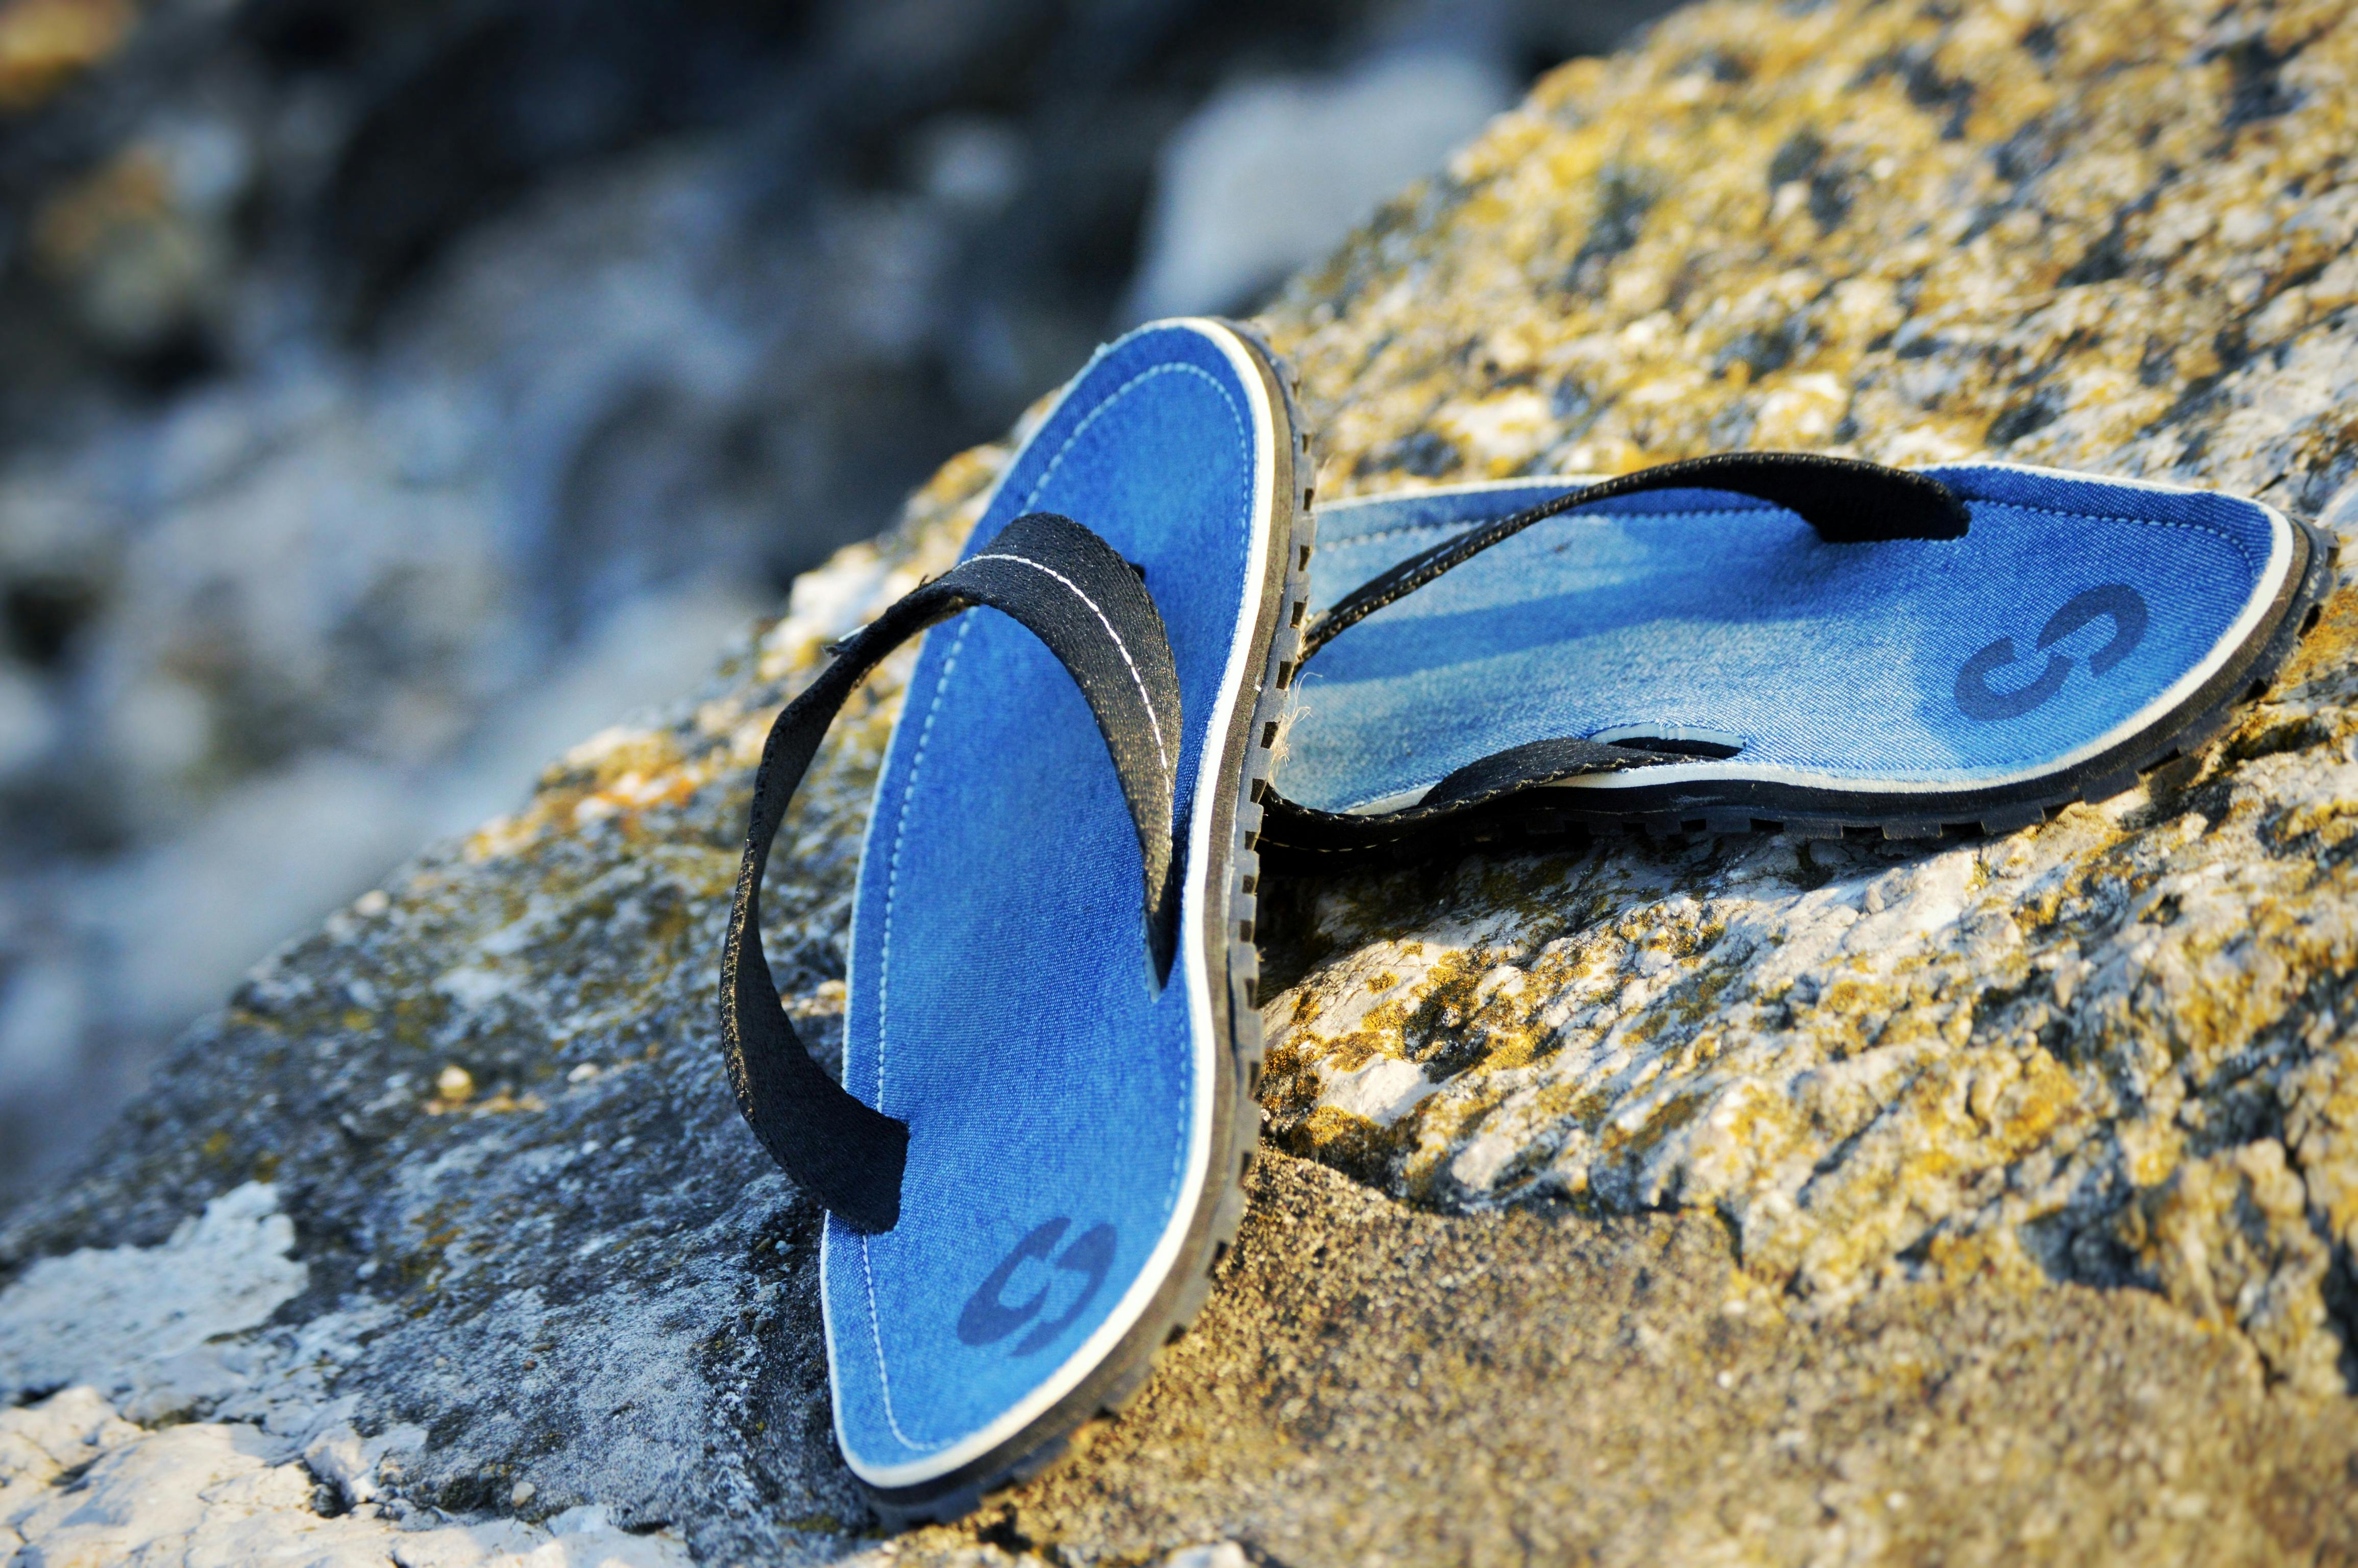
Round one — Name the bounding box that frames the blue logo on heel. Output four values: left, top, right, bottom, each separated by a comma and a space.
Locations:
1956, 584, 2148, 721
957, 1217, 1118, 1357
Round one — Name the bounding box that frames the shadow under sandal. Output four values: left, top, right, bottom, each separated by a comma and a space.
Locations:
719, 321, 1308, 1526
1261, 454, 2337, 858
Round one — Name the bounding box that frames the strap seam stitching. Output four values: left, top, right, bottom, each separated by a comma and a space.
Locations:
966, 551, 1173, 777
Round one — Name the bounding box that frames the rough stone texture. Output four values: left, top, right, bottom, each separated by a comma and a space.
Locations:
0, 486, 986, 1564
14, 1, 2358, 1563
1250, 0, 2358, 1404
1, 1379, 690, 1568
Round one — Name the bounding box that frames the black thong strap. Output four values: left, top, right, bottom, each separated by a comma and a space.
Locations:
1300, 451, 1968, 661
719, 510, 1184, 1233
1415, 735, 1678, 811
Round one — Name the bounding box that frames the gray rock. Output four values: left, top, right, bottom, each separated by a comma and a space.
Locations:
16, 2, 2358, 1563
0, 505, 954, 1560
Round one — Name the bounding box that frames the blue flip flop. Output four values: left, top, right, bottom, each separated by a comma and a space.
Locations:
719, 320, 1310, 1523
1260, 455, 2334, 856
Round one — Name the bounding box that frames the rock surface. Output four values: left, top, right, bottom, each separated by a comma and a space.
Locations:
1254, 0, 2358, 1402
15, 0, 2358, 1563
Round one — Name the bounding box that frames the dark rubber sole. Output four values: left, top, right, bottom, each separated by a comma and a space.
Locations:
858, 324, 1316, 1531
1260, 517, 2340, 867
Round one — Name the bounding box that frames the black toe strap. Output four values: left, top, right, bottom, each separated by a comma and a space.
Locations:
1301, 451, 1969, 660
719, 511, 1184, 1233
1417, 736, 1682, 811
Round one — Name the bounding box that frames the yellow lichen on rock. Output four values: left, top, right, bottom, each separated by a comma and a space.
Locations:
1244, 0, 2358, 1393
1267, 0, 2358, 513
0, 0, 131, 112
1263, 708, 2358, 1374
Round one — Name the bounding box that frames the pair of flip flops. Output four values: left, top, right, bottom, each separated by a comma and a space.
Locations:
718, 320, 2335, 1524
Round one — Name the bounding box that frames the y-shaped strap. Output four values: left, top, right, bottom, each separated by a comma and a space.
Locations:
720, 511, 1183, 1233
1301, 451, 1969, 659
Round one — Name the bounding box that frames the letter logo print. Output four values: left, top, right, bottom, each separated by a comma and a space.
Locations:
956, 1217, 1118, 1357
1955, 583, 2148, 721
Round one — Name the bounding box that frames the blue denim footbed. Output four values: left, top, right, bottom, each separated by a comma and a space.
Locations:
1281, 463, 2290, 816
824, 323, 1268, 1484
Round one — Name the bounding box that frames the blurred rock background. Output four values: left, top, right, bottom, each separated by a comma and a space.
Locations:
0, 0, 1680, 1201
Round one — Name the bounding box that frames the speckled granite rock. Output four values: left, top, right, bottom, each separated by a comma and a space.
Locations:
1249, 0, 2358, 1404
14, 1, 2358, 1563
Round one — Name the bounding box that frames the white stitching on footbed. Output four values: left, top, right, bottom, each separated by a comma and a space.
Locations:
1988, 502, 2261, 571
1019, 362, 1231, 512
858, 1232, 932, 1450
863, 613, 972, 1454
863, 348, 1248, 1456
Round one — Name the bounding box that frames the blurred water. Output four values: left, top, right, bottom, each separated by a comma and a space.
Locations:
0, 0, 1679, 1202
1128, 48, 1514, 321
